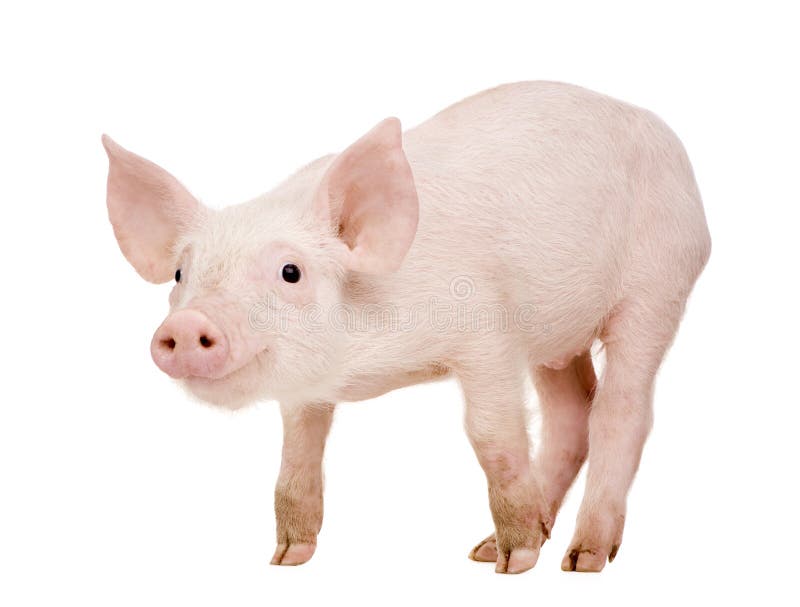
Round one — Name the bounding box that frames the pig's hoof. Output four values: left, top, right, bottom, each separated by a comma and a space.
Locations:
560, 545, 614, 572
496, 547, 541, 574
270, 542, 316, 566
561, 510, 624, 572
468, 534, 498, 562
470, 533, 545, 573
471, 535, 542, 573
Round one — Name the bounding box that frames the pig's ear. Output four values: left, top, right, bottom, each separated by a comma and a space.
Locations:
314, 118, 419, 274
102, 135, 201, 283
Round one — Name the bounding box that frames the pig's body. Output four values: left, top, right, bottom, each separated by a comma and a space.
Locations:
104, 81, 710, 574
295, 82, 708, 405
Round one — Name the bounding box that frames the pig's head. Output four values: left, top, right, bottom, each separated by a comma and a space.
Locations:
103, 119, 418, 408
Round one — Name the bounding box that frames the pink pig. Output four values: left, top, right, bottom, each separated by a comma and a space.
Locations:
104, 81, 710, 574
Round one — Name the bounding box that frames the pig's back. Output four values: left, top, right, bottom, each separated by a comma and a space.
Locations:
398, 81, 707, 357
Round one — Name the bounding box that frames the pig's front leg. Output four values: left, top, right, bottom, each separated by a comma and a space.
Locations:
460, 366, 550, 574
271, 402, 334, 566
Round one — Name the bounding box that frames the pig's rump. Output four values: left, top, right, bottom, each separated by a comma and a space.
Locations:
394, 81, 708, 365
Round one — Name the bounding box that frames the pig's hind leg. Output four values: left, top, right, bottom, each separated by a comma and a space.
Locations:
469, 352, 596, 564
562, 297, 684, 572
460, 361, 551, 574
533, 352, 596, 521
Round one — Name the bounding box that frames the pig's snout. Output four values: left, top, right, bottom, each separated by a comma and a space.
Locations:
151, 310, 230, 379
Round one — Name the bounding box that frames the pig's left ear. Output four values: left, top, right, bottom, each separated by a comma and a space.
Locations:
103, 135, 202, 283
314, 118, 419, 274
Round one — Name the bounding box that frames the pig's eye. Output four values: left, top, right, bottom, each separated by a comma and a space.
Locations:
281, 263, 301, 284
175, 269, 182, 283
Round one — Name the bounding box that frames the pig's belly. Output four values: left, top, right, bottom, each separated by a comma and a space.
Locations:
515, 278, 611, 370
335, 362, 451, 403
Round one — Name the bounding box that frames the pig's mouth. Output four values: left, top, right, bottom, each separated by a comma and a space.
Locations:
179, 349, 270, 409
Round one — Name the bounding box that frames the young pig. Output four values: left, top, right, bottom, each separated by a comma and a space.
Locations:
104, 81, 710, 574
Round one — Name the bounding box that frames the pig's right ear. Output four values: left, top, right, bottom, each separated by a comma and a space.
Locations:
102, 135, 201, 283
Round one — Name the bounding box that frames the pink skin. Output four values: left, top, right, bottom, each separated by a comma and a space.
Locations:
104, 82, 711, 574
151, 310, 229, 379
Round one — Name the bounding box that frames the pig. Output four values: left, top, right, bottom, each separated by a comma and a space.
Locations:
103, 81, 710, 574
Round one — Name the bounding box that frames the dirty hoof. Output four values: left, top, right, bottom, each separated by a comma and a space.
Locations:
470, 533, 541, 573
496, 547, 541, 574
270, 542, 316, 566
469, 534, 498, 562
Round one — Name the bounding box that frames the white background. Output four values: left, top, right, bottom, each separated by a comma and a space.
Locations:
1, 1, 798, 605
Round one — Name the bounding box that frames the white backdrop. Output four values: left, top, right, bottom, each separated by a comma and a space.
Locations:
1, 1, 797, 605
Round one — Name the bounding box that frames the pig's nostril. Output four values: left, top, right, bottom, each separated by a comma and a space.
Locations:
151, 310, 228, 379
